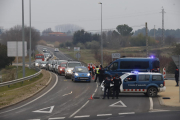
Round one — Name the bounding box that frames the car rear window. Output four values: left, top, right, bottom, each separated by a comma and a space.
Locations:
152, 75, 163, 81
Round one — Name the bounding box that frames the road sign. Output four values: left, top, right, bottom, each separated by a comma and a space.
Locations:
74, 47, 80, 51
76, 52, 81, 60
7, 41, 27, 57
112, 53, 120, 59
172, 56, 179, 68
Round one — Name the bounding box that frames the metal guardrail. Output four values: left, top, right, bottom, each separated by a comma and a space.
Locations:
0, 69, 42, 87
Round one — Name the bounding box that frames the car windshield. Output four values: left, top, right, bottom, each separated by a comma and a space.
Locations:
61, 63, 66, 67
58, 60, 66, 65
40, 61, 48, 64
68, 63, 81, 67
120, 73, 129, 80
75, 67, 88, 73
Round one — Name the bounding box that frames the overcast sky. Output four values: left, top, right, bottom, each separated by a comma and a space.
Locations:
0, 0, 180, 32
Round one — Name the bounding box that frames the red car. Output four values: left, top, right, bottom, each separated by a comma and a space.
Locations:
58, 62, 67, 75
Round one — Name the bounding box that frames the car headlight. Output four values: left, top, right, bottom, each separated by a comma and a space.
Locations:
60, 68, 62, 71
87, 73, 90, 76
75, 73, 79, 76
67, 69, 72, 73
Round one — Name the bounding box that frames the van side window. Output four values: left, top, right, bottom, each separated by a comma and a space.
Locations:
152, 75, 162, 81
109, 62, 118, 70
138, 75, 150, 81
125, 75, 136, 81
120, 61, 149, 69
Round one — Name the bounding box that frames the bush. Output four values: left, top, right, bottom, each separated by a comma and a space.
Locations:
59, 43, 64, 48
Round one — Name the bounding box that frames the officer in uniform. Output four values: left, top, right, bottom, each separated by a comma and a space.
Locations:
175, 68, 179, 86
102, 76, 112, 99
112, 74, 122, 99
99, 65, 104, 86
94, 66, 100, 82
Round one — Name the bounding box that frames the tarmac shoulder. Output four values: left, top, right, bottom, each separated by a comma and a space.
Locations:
158, 80, 180, 107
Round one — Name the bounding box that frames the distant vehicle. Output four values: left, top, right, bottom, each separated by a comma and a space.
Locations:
43, 53, 50, 61
55, 60, 67, 73
65, 61, 82, 79
35, 54, 44, 61
104, 57, 160, 77
39, 61, 48, 69
71, 66, 91, 82
43, 48, 47, 52
52, 60, 58, 72
101, 71, 166, 97
34, 59, 42, 67
46, 60, 53, 71
54, 48, 59, 52
58, 62, 67, 75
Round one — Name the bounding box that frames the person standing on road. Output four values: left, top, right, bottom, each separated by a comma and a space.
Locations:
102, 76, 112, 99
112, 74, 122, 99
94, 66, 100, 82
90, 64, 94, 76
175, 68, 179, 86
99, 65, 104, 86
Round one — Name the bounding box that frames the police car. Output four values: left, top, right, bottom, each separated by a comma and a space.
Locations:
101, 71, 166, 97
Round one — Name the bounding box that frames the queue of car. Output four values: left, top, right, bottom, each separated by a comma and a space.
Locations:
36, 47, 166, 97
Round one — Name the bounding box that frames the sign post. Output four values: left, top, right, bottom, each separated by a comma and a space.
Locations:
74, 47, 80, 60
112, 53, 120, 61
172, 55, 180, 102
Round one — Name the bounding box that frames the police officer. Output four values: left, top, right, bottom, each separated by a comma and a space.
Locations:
90, 64, 94, 76
112, 74, 122, 99
102, 76, 112, 99
99, 65, 104, 86
94, 66, 100, 82
175, 68, 179, 86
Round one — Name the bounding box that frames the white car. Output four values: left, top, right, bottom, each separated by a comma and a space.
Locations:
43, 48, 47, 52
54, 48, 59, 52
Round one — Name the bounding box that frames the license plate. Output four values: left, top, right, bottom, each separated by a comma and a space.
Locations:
79, 77, 88, 79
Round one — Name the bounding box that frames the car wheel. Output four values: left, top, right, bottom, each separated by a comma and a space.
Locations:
147, 87, 157, 97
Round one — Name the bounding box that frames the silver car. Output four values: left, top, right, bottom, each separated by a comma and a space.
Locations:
46, 60, 53, 71
52, 60, 58, 72
65, 61, 82, 79
34, 59, 42, 67
54, 60, 67, 73
39, 61, 48, 69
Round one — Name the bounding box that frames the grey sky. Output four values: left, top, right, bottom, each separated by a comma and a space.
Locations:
0, 0, 180, 32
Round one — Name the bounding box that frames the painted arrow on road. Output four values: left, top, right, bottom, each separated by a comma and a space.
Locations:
109, 100, 127, 107
33, 106, 54, 113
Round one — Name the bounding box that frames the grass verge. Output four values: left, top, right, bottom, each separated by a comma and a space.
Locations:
0, 70, 50, 109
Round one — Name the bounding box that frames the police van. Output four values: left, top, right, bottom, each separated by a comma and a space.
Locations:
101, 71, 166, 97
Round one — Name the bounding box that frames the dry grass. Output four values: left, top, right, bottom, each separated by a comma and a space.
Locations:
38, 40, 47, 46
0, 70, 50, 109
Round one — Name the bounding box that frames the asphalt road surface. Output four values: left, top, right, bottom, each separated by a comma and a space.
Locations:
0, 45, 179, 120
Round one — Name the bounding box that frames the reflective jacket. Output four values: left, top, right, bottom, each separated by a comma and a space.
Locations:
96, 68, 100, 74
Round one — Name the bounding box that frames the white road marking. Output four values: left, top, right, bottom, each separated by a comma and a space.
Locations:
109, 100, 127, 107
33, 106, 54, 113
48, 117, 65, 120
0, 73, 58, 115
118, 112, 135, 115
97, 114, 112, 116
149, 109, 170, 113
28, 119, 41, 120
69, 100, 89, 118
74, 115, 90, 118
62, 91, 72, 96
149, 97, 153, 110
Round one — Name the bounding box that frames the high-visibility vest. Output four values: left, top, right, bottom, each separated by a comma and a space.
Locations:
96, 68, 100, 74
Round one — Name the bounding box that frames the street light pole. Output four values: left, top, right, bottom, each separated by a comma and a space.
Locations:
99, 2, 103, 66
22, 0, 25, 77
29, 0, 31, 68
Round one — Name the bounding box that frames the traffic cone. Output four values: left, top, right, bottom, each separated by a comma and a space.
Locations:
89, 95, 93, 100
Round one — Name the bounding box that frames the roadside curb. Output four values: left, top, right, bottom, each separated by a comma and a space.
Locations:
0, 70, 52, 110
158, 97, 180, 107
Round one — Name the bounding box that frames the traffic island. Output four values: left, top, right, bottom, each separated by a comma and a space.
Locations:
158, 80, 180, 107
0, 69, 52, 109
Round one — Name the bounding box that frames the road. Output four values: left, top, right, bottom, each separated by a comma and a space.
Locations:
0, 45, 179, 120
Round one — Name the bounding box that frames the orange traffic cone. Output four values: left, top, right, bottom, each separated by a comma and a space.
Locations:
89, 95, 93, 100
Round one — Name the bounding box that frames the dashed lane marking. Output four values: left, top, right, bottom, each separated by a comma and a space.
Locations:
48, 117, 65, 120
28, 119, 41, 120
97, 114, 112, 116
62, 91, 72, 96
149, 109, 171, 113
0, 73, 58, 115
74, 115, 90, 118
118, 112, 135, 115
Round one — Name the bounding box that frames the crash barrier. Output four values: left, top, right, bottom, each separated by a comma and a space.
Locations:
163, 67, 166, 79
0, 68, 42, 87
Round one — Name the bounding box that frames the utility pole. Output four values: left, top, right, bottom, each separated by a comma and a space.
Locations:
154, 25, 155, 39
161, 7, 165, 46
29, 0, 31, 69
99, 2, 103, 65
146, 22, 148, 57
22, 0, 25, 77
